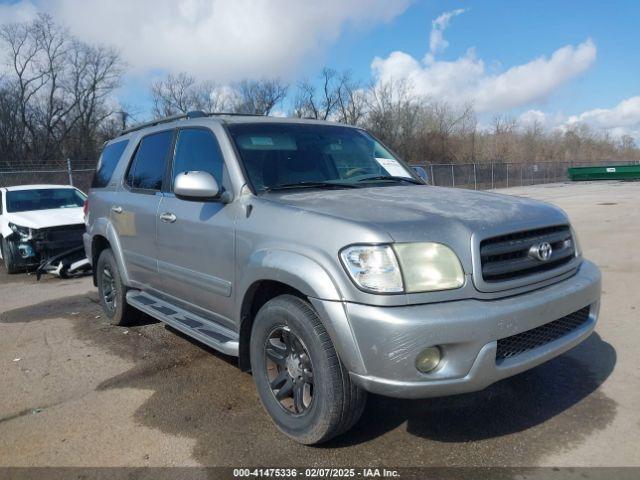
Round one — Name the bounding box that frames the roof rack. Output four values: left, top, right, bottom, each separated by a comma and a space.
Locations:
208, 112, 265, 117
120, 110, 207, 135
120, 111, 267, 136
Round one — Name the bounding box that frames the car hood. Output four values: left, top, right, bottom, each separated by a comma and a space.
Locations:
7, 207, 84, 230
266, 185, 568, 244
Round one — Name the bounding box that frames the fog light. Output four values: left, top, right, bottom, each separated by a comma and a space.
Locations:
17, 243, 35, 259
415, 346, 442, 373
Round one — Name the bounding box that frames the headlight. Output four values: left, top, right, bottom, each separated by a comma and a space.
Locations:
340, 242, 465, 294
8, 223, 32, 241
340, 245, 403, 293
394, 242, 465, 292
570, 226, 582, 257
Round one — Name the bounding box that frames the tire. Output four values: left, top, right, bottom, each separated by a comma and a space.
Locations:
96, 248, 140, 326
250, 294, 367, 444
1, 237, 21, 274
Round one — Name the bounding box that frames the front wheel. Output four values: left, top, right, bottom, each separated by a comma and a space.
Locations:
250, 295, 366, 444
1, 237, 21, 274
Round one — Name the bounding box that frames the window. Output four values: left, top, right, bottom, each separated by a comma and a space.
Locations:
227, 123, 415, 192
171, 128, 225, 186
126, 130, 173, 190
92, 140, 129, 188
6, 188, 86, 213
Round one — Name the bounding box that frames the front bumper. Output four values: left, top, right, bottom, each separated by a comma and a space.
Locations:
316, 260, 601, 399
8, 225, 85, 264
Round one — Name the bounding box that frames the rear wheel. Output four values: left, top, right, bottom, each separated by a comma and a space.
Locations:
1, 237, 21, 274
250, 294, 367, 444
96, 248, 140, 326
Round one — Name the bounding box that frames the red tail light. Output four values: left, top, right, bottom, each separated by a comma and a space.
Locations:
83, 199, 89, 220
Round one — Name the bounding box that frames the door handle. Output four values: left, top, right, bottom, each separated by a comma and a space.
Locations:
159, 212, 177, 223
111, 206, 123, 214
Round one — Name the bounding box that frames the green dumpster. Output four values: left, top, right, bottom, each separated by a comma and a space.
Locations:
568, 164, 640, 181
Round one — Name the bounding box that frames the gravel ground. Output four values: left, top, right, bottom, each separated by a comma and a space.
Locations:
0, 181, 638, 468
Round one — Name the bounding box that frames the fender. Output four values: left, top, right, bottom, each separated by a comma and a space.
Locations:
88, 217, 132, 286
237, 249, 367, 375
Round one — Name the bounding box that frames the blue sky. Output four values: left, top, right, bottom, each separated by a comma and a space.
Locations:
324, 0, 639, 116
1, 0, 639, 137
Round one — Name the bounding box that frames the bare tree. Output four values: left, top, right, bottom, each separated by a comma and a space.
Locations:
0, 14, 124, 167
336, 71, 367, 126
151, 72, 233, 117
233, 78, 288, 115
292, 68, 344, 120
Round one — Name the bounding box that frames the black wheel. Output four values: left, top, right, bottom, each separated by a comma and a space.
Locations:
250, 295, 367, 444
1, 237, 21, 274
96, 248, 140, 326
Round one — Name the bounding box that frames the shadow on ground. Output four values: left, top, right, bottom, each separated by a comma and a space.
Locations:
1, 293, 618, 466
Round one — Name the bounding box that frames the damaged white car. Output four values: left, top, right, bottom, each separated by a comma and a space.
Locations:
0, 184, 90, 277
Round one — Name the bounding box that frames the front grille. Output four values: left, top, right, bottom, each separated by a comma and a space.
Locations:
480, 225, 574, 282
33, 224, 85, 255
496, 307, 591, 362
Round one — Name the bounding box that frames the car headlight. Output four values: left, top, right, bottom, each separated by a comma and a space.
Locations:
570, 225, 582, 257
340, 242, 465, 294
394, 242, 465, 292
340, 245, 403, 293
8, 223, 32, 241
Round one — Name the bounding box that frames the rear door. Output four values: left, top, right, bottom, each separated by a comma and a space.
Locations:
112, 129, 174, 290
155, 127, 236, 325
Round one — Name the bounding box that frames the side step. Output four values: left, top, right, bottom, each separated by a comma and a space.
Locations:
126, 290, 239, 356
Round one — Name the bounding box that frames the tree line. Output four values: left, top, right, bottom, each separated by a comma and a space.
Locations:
1, 15, 638, 170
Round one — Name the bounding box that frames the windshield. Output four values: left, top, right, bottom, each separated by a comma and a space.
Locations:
227, 123, 418, 192
6, 188, 86, 213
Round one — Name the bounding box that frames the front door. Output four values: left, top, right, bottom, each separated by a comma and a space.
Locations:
155, 127, 236, 326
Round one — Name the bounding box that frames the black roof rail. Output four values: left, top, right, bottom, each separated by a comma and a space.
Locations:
207, 112, 265, 117
120, 110, 207, 135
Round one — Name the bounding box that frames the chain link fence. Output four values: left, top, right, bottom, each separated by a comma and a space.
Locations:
2, 159, 639, 194
0, 160, 95, 193
414, 160, 640, 189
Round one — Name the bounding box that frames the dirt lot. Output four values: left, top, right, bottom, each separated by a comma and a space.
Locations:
0, 181, 639, 468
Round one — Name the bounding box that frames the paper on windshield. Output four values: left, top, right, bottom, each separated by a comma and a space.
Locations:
375, 158, 412, 178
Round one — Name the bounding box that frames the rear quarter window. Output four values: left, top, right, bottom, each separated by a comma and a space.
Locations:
92, 140, 129, 188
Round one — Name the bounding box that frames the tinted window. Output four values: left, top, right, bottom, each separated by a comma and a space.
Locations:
6, 188, 86, 213
92, 140, 129, 188
172, 129, 224, 186
126, 131, 173, 190
227, 123, 414, 192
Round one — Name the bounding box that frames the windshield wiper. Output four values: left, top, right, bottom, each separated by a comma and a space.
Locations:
264, 181, 360, 192
357, 175, 423, 185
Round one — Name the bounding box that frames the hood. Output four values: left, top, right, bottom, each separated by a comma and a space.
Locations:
266, 185, 568, 244
7, 207, 84, 230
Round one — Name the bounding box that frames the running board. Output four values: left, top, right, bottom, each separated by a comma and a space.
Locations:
126, 291, 239, 356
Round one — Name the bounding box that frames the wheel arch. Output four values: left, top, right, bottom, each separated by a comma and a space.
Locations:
88, 218, 130, 287
236, 250, 365, 375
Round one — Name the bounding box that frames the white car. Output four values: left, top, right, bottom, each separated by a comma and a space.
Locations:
0, 184, 87, 274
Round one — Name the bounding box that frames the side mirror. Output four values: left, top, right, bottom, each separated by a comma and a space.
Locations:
174, 171, 220, 200
412, 166, 428, 183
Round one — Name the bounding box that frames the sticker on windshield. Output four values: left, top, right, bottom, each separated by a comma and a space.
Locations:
375, 158, 411, 178
250, 136, 275, 146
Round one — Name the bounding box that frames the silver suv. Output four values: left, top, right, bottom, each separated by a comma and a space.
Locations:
84, 112, 601, 444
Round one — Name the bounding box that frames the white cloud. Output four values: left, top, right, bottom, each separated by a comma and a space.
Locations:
518, 97, 640, 140
2, 0, 411, 81
427, 8, 465, 61
518, 109, 548, 127
0, 0, 38, 23
371, 9, 597, 113
565, 96, 640, 139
